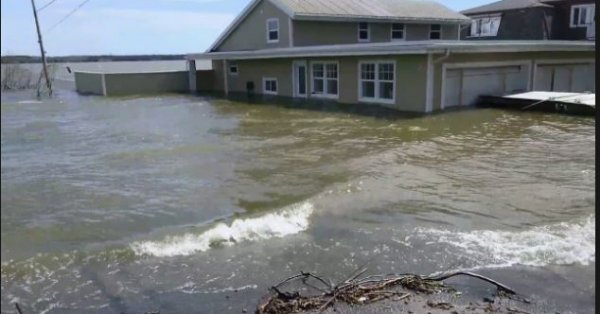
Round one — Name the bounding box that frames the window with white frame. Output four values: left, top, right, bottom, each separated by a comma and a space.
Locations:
358, 22, 370, 42
311, 62, 338, 97
571, 4, 595, 27
470, 16, 501, 37
429, 24, 441, 39
266, 18, 279, 43
263, 77, 277, 95
359, 61, 395, 104
391, 23, 405, 40
228, 62, 238, 75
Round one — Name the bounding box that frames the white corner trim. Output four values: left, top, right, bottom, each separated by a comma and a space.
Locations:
288, 18, 294, 47
425, 53, 433, 112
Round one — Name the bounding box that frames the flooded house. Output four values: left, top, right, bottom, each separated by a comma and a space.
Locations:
185, 0, 595, 113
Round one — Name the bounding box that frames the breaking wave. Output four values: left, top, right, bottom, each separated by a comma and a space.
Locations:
131, 202, 314, 257
414, 215, 595, 268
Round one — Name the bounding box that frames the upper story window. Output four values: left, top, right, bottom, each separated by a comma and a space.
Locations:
429, 24, 441, 39
358, 22, 370, 42
391, 23, 405, 40
266, 18, 279, 43
571, 4, 595, 27
470, 16, 501, 37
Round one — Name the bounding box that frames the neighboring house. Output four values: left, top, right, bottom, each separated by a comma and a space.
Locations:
461, 0, 596, 40
186, 0, 595, 113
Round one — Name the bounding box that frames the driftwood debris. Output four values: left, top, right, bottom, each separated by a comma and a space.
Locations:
256, 269, 520, 314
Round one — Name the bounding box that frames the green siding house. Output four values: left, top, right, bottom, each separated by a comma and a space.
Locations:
187, 0, 595, 113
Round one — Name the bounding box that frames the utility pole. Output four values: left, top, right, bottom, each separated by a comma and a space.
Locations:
30, 0, 52, 96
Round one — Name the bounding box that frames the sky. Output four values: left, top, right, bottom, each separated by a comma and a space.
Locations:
1, 0, 491, 56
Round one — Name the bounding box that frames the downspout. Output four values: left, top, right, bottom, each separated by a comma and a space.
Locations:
433, 49, 451, 64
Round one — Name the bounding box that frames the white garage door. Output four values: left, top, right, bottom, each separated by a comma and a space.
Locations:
444, 65, 529, 108
534, 63, 595, 93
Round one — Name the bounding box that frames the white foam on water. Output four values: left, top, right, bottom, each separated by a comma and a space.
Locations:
414, 215, 595, 268
131, 202, 314, 257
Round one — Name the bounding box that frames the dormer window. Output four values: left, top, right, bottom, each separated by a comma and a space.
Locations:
358, 22, 370, 42
571, 4, 595, 27
429, 24, 441, 39
391, 23, 405, 40
266, 18, 279, 43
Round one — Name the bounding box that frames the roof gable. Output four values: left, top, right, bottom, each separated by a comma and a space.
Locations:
461, 0, 553, 15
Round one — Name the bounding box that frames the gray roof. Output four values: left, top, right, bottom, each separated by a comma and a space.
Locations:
461, 0, 552, 15
273, 0, 470, 23
190, 40, 595, 60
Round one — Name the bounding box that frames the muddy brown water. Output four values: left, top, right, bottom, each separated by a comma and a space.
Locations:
1, 87, 594, 313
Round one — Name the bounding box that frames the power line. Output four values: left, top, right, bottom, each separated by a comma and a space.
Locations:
37, 0, 59, 12
45, 0, 93, 33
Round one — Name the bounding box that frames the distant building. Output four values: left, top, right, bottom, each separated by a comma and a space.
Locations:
461, 0, 595, 40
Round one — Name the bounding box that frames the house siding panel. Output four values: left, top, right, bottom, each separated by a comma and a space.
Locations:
219, 55, 428, 112
294, 21, 461, 45
216, 0, 290, 51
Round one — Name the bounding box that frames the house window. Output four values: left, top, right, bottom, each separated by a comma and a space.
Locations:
263, 77, 277, 95
391, 23, 405, 40
429, 24, 441, 39
359, 61, 395, 104
228, 63, 238, 75
571, 4, 595, 27
311, 62, 338, 98
470, 16, 501, 37
358, 22, 370, 42
266, 18, 279, 43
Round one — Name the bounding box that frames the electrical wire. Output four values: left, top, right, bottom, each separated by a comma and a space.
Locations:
45, 0, 93, 33
37, 0, 59, 12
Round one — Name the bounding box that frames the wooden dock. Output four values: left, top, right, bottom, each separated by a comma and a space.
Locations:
477, 91, 595, 116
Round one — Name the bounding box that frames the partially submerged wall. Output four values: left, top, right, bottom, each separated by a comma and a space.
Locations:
74, 72, 104, 95
74, 70, 201, 96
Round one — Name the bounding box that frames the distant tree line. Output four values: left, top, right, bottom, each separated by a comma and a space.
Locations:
1, 54, 186, 64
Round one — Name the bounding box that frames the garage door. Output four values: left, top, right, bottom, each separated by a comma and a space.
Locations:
444, 65, 529, 108
534, 63, 595, 93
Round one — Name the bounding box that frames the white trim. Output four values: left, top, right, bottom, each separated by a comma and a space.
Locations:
309, 60, 339, 99
266, 18, 280, 43
222, 60, 229, 96
262, 77, 278, 95
425, 53, 433, 112
358, 22, 370, 42
288, 18, 294, 47
440, 60, 531, 110
357, 60, 396, 105
570, 4, 595, 28
292, 60, 308, 98
390, 23, 406, 41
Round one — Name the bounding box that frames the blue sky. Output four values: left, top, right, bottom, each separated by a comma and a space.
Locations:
1, 0, 491, 56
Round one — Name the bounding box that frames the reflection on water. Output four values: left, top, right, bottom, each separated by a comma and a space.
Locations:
1, 89, 595, 313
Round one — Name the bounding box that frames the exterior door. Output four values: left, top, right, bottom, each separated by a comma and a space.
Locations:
293, 61, 307, 98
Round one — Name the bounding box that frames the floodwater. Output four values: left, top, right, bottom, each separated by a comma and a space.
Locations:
0, 86, 595, 313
